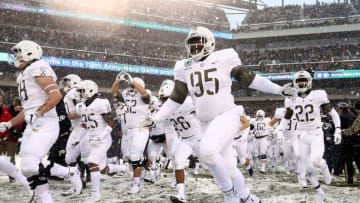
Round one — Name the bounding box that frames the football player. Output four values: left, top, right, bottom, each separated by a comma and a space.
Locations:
269, 107, 307, 188
145, 27, 297, 203
154, 79, 203, 203
232, 105, 253, 176
61, 74, 89, 196
0, 40, 80, 203
111, 73, 151, 194
74, 80, 128, 202
282, 70, 341, 202
251, 109, 272, 173
144, 95, 167, 184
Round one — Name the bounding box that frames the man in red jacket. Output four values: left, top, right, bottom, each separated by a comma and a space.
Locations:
0, 90, 13, 156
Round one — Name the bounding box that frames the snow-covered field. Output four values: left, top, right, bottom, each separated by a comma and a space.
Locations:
0, 165, 359, 203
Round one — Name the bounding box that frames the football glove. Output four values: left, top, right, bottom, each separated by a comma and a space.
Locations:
116, 72, 133, 84
334, 128, 342, 145
281, 83, 298, 97
25, 111, 40, 125
141, 116, 156, 128
0, 122, 12, 133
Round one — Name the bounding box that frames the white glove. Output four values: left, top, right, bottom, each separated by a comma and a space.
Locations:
281, 83, 298, 97
24, 112, 40, 125
0, 122, 12, 133
276, 130, 285, 144
116, 72, 132, 83
334, 128, 342, 145
141, 116, 156, 128
89, 136, 101, 146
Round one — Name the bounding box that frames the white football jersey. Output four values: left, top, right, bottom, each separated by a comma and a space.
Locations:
75, 98, 111, 137
166, 96, 201, 138
287, 90, 329, 131
64, 88, 82, 129
174, 48, 241, 122
16, 60, 57, 117
121, 89, 150, 129
273, 107, 297, 132
251, 117, 271, 138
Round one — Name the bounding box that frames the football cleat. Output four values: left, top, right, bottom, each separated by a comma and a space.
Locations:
85, 192, 101, 203
224, 186, 239, 203
68, 167, 82, 195
315, 190, 326, 203
241, 193, 261, 203
170, 194, 187, 203
129, 184, 141, 194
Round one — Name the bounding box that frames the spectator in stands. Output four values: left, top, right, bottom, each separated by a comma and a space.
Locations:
0, 89, 16, 182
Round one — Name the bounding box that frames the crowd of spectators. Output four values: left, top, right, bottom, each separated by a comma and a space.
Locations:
245, 5, 302, 24
238, 44, 360, 65
233, 3, 357, 33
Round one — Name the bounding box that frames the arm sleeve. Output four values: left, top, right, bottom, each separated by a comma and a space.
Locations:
328, 108, 341, 129
152, 99, 181, 123
249, 75, 282, 95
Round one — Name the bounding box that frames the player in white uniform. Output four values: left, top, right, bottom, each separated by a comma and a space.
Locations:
269, 107, 307, 187
0, 40, 75, 203
232, 105, 253, 176
151, 79, 203, 203
250, 109, 272, 173
74, 80, 127, 202
111, 73, 151, 194
282, 71, 341, 202
144, 95, 169, 183
61, 74, 90, 196
146, 27, 297, 203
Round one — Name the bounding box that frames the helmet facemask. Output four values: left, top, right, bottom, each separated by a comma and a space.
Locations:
295, 77, 311, 93
185, 27, 215, 61
8, 40, 43, 68
77, 80, 98, 102
128, 84, 137, 96
256, 110, 265, 121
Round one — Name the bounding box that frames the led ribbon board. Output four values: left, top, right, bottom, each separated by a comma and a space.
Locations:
1, 52, 359, 79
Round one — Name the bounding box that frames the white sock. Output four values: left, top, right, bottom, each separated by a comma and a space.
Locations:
134, 177, 140, 185
195, 162, 200, 170
35, 183, 54, 203
231, 169, 249, 200
50, 163, 70, 178
91, 171, 101, 194
176, 183, 185, 197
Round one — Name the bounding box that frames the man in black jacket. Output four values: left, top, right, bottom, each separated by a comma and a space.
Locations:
342, 101, 360, 184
